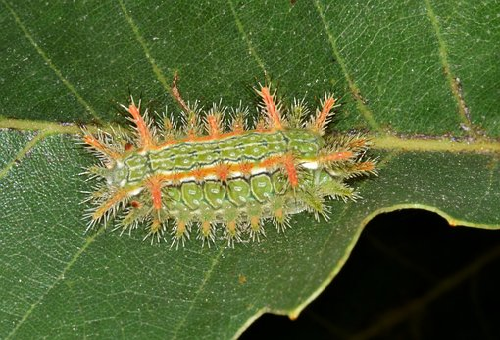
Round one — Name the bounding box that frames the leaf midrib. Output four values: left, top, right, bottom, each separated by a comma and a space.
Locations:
1, 118, 498, 152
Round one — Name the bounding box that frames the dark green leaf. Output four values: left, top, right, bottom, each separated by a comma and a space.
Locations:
1, 0, 498, 338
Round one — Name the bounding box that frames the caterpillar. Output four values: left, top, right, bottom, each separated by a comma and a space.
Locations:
81, 83, 376, 247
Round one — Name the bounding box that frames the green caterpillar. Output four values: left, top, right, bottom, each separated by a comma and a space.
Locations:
82, 85, 375, 246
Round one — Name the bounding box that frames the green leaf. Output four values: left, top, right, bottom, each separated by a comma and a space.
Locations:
1, 0, 498, 339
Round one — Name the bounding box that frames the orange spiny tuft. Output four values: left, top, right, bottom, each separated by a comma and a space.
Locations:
231, 116, 244, 134
260, 155, 282, 170
201, 220, 211, 236
206, 114, 221, 138
151, 215, 162, 233
128, 104, 154, 149
282, 153, 299, 187
83, 135, 121, 159
215, 163, 231, 182
175, 220, 187, 238
355, 161, 376, 172
232, 125, 244, 134
238, 162, 254, 177
147, 176, 163, 210
348, 138, 368, 149
321, 151, 354, 162
255, 118, 267, 132
226, 220, 237, 235
92, 189, 129, 221
314, 96, 335, 134
258, 87, 282, 129
192, 167, 209, 182
170, 172, 183, 185
250, 215, 260, 230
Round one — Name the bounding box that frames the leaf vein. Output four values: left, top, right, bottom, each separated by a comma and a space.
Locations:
6, 231, 102, 339
118, 0, 173, 95
227, 0, 269, 81
171, 247, 225, 339
1, 1, 101, 123
0, 132, 47, 180
423, 0, 477, 137
313, 0, 380, 132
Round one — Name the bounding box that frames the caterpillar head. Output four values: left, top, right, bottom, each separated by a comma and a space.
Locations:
90, 160, 128, 188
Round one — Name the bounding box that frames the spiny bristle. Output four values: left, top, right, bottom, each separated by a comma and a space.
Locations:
328, 133, 372, 153
308, 94, 336, 136
143, 218, 166, 245
319, 179, 356, 202
229, 104, 250, 132
289, 98, 309, 129
197, 221, 217, 247
249, 221, 266, 242
159, 108, 183, 143
125, 105, 156, 148
256, 86, 283, 129
297, 188, 326, 220
272, 208, 291, 233
82, 131, 122, 160
204, 102, 225, 137
170, 221, 191, 249
181, 101, 203, 138
108, 126, 134, 152
224, 221, 244, 247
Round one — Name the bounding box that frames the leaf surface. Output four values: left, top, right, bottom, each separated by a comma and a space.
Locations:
0, 0, 498, 338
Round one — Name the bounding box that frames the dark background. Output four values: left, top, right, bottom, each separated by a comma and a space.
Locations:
242, 209, 500, 339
